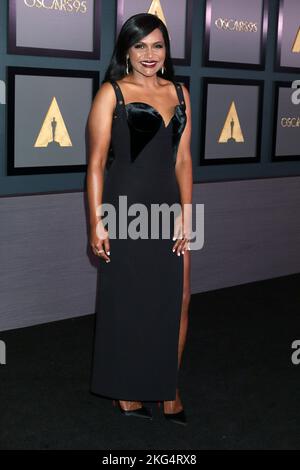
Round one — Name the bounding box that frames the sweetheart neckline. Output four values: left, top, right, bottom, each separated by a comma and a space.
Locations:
125, 102, 182, 129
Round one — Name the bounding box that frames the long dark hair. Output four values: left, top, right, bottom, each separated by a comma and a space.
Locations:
103, 13, 175, 83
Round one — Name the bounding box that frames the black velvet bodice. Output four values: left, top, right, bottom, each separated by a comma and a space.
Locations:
107, 80, 187, 168
125, 101, 187, 163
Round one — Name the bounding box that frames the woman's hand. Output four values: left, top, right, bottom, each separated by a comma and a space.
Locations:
172, 214, 191, 256
90, 220, 111, 263
172, 235, 190, 256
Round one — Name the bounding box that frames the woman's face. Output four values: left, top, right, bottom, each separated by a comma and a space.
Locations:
127, 28, 166, 76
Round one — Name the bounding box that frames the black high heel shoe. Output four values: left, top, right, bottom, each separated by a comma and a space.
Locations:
158, 401, 187, 426
113, 400, 153, 420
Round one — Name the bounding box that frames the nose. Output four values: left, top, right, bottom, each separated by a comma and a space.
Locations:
146, 48, 153, 59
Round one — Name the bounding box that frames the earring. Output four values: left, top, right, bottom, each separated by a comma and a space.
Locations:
161, 65, 165, 75
126, 56, 129, 75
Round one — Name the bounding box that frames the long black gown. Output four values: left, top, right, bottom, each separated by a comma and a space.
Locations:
90, 79, 187, 401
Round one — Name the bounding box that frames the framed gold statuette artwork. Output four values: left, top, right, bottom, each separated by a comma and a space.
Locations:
7, 67, 99, 175
276, 0, 300, 72
200, 78, 264, 165
272, 81, 300, 161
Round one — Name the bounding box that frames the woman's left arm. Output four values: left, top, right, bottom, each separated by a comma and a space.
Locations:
174, 85, 193, 251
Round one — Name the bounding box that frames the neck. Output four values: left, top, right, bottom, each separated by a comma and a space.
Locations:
126, 72, 164, 89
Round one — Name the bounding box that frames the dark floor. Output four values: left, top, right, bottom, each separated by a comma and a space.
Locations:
0, 273, 299, 450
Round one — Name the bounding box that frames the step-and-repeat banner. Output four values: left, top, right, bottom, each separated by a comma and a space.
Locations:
1, 0, 300, 179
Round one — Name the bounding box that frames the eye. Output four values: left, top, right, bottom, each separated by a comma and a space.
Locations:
134, 44, 144, 48
155, 44, 163, 48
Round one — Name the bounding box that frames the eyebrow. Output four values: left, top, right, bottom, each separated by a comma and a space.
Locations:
135, 40, 164, 44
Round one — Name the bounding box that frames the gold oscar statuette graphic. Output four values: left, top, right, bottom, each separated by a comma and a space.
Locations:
34, 97, 72, 148
148, 0, 168, 28
292, 26, 300, 53
218, 101, 245, 143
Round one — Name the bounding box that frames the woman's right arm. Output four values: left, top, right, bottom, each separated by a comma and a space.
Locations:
87, 82, 115, 262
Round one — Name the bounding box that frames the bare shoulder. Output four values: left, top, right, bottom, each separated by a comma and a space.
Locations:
160, 78, 189, 97
89, 81, 116, 119
93, 81, 115, 104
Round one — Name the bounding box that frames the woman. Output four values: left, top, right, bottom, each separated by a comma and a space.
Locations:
87, 13, 192, 426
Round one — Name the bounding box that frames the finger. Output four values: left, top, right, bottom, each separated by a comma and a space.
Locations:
176, 239, 185, 256
172, 238, 184, 255
173, 215, 183, 241
175, 237, 187, 256
181, 238, 190, 254
172, 239, 181, 253
172, 226, 180, 241
95, 243, 110, 262
92, 245, 101, 257
103, 237, 110, 257
92, 244, 104, 257
184, 238, 191, 252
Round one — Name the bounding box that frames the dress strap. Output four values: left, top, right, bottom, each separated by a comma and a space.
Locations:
174, 81, 186, 110
110, 80, 125, 110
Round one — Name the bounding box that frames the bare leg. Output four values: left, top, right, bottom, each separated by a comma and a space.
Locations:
164, 250, 191, 413
178, 250, 191, 370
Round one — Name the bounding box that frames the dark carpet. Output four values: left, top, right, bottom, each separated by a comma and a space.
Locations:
0, 273, 299, 450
